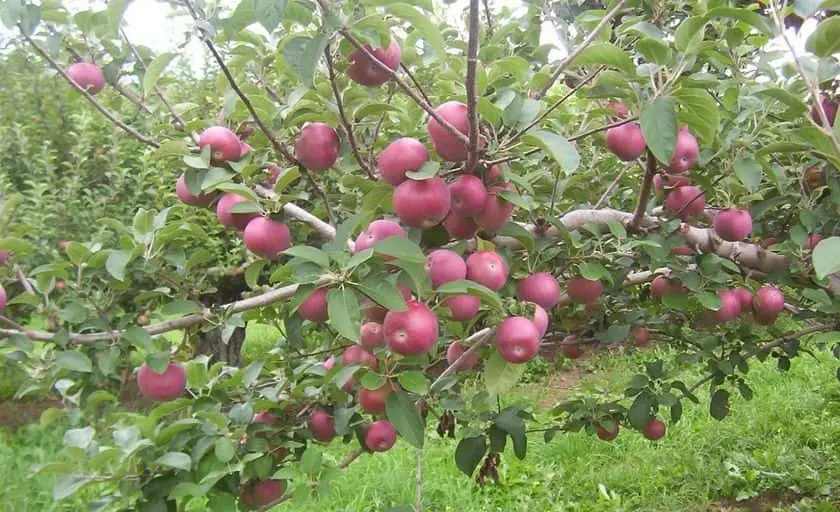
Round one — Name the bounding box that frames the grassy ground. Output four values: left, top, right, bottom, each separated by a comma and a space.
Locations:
1, 325, 839, 511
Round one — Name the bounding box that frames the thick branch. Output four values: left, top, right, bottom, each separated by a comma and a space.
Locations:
531, 0, 628, 99
631, 149, 656, 228
324, 45, 376, 180
465, 0, 481, 172
21, 29, 160, 148
254, 185, 338, 240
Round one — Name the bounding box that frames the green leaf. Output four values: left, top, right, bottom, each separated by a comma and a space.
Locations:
214, 438, 235, 463
156, 451, 192, 471
385, 390, 425, 448
806, 17, 840, 58
283, 30, 329, 87
372, 237, 425, 263
255, 0, 287, 32
568, 43, 635, 74
300, 446, 322, 475
675, 16, 708, 51
484, 350, 526, 395
405, 161, 440, 180
327, 288, 361, 341
436, 279, 502, 311
162, 300, 202, 316
454, 436, 487, 477
397, 371, 429, 394
228, 201, 262, 215
123, 326, 155, 352
105, 249, 132, 281
494, 409, 526, 459
56, 351, 93, 373
641, 97, 678, 165
595, 324, 631, 343
386, 3, 446, 61
697, 291, 723, 311
707, 7, 773, 36
733, 158, 763, 191
794, 0, 823, 17
63, 426, 94, 448
710, 388, 730, 420
357, 279, 408, 312
53, 474, 93, 501
628, 392, 655, 429
521, 130, 580, 175
813, 237, 840, 279
360, 372, 386, 390
673, 88, 719, 145
142, 52, 176, 95
636, 37, 672, 65
283, 246, 330, 268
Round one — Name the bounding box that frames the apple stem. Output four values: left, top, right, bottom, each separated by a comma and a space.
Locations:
530, 0, 628, 100
630, 150, 657, 229
19, 28, 161, 148
324, 45, 377, 180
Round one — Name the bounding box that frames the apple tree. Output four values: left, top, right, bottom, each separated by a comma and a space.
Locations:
1, 0, 840, 510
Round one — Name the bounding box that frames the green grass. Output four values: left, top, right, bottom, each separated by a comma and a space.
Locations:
1, 326, 838, 511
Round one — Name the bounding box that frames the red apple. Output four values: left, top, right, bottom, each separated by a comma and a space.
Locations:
449, 175, 488, 216
496, 316, 541, 363
243, 217, 291, 260
596, 421, 620, 441
713, 208, 753, 241
0, 285, 6, 312
650, 276, 686, 300
239, 142, 253, 158
199, 126, 242, 162
364, 420, 398, 452
753, 286, 785, 316
0, 250, 9, 265
811, 94, 838, 127
665, 127, 699, 174
137, 362, 186, 401
567, 277, 603, 304
308, 409, 336, 442
442, 294, 481, 321
531, 303, 549, 337
67, 62, 106, 94
664, 185, 705, 221
347, 39, 401, 87
653, 173, 692, 196
803, 165, 823, 191
642, 418, 666, 440
517, 272, 561, 309
733, 287, 753, 312
446, 340, 480, 371
561, 338, 584, 359
605, 122, 646, 161
383, 300, 439, 356
137, 314, 148, 325
176, 174, 215, 207
671, 245, 695, 256
804, 233, 823, 250
475, 181, 515, 232
253, 412, 279, 425
425, 249, 467, 288
216, 192, 258, 231
358, 382, 394, 414
465, 251, 508, 291
353, 219, 407, 253
632, 326, 650, 347
427, 101, 470, 161
393, 177, 451, 228
715, 290, 742, 322
341, 345, 378, 369
443, 214, 479, 240
607, 102, 629, 120
298, 288, 329, 322
360, 322, 385, 349
377, 137, 429, 186
240, 479, 286, 510
295, 122, 340, 170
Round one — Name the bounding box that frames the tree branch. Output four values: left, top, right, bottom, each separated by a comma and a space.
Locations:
20, 28, 160, 148
531, 0, 628, 99
15, 265, 35, 295
399, 63, 432, 108
631, 149, 657, 228
182, 0, 335, 223
324, 45, 376, 180
465, 0, 481, 172
254, 185, 338, 240
430, 327, 494, 389
594, 163, 631, 208
482, 0, 494, 34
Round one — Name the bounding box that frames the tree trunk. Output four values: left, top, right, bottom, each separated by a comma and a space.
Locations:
195, 326, 246, 367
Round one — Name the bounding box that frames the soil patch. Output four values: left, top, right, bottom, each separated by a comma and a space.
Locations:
0, 398, 62, 430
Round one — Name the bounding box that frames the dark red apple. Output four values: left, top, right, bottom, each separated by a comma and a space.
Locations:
465, 251, 508, 291
383, 300, 439, 356
567, 277, 603, 304
804, 233, 823, 250
377, 137, 429, 186
517, 272, 561, 309
358, 382, 394, 414
360, 322, 385, 349
252, 412, 279, 425
811, 94, 837, 127
240, 479, 286, 510
664, 185, 705, 221
243, 217, 291, 260
671, 245, 694, 256
216, 192, 258, 231
427, 101, 470, 161
353, 219, 407, 253
295, 122, 340, 170
449, 175, 488, 216
531, 303, 549, 337
176, 174, 215, 207
665, 127, 699, 174
733, 287, 753, 312
308, 409, 336, 442
425, 249, 467, 288
713, 208, 752, 241
443, 214, 479, 239
596, 421, 619, 441
475, 181, 515, 232
632, 326, 650, 347
442, 294, 481, 321
715, 290, 742, 322
364, 420, 398, 452
298, 288, 329, 322
137, 362, 186, 401
495, 316, 541, 363
347, 39, 401, 87
199, 126, 242, 162
67, 62, 105, 94
642, 418, 666, 440
446, 340, 480, 371
605, 122, 646, 161
393, 177, 451, 228
753, 286, 785, 316
650, 275, 686, 300
0, 250, 9, 264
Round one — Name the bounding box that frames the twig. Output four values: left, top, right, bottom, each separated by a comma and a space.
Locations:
368, 88, 395, 164
120, 28, 186, 129
400, 64, 432, 107
465, 0, 481, 172
482, 0, 494, 34
325, 45, 376, 180
594, 164, 631, 208
182, 0, 335, 223
14, 266, 35, 295
338, 449, 363, 469
0, 315, 26, 331
430, 328, 494, 389
675, 173, 726, 218
531, 0, 628, 99
631, 150, 657, 228
415, 448, 423, 512
20, 28, 160, 148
